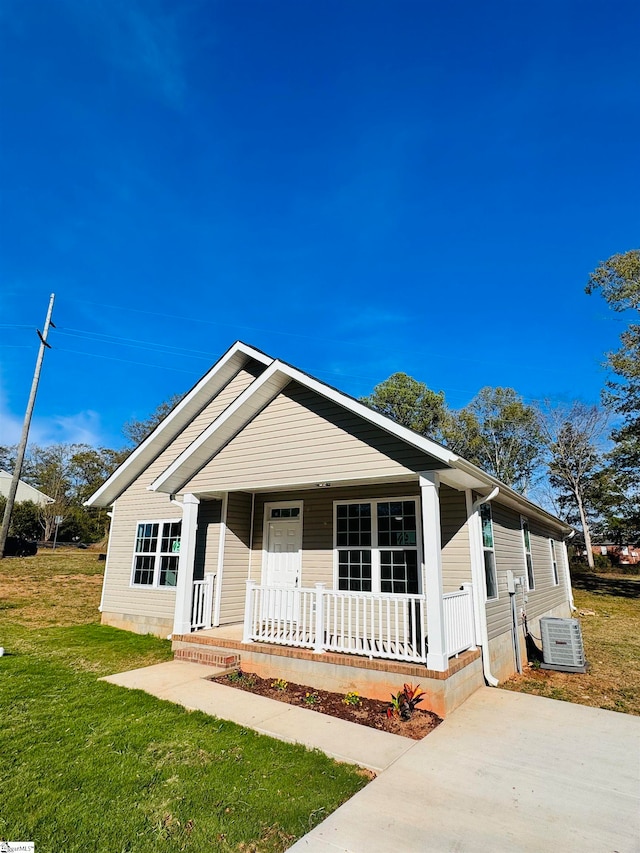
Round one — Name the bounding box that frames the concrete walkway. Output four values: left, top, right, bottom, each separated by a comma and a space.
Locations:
103, 662, 640, 853
291, 687, 640, 853
101, 660, 414, 772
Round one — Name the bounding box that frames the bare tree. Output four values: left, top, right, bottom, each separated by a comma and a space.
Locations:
539, 403, 609, 570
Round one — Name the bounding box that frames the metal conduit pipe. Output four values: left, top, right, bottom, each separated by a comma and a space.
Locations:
470, 487, 500, 687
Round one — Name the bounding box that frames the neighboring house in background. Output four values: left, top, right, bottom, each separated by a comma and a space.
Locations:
0, 470, 54, 506
592, 543, 640, 566
87, 341, 574, 716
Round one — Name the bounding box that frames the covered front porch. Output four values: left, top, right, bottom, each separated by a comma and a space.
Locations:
173, 471, 481, 674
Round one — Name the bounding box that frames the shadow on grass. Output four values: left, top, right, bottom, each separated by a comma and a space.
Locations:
571, 570, 640, 599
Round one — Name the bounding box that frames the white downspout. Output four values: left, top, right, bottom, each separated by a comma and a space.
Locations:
467, 487, 500, 687
563, 529, 577, 612
98, 509, 115, 613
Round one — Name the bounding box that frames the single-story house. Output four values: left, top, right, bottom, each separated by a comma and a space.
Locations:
87, 342, 575, 716
0, 470, 54, 506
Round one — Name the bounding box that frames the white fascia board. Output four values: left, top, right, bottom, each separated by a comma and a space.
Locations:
453, 458, 572, 534
85, 341, 273, 507
150, 360, 459, 496
150, 362, 290, 494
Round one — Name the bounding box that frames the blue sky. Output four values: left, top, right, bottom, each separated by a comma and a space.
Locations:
1, 0, 638, 451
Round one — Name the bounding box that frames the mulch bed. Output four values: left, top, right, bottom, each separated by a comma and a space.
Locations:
211, 672, 442, 740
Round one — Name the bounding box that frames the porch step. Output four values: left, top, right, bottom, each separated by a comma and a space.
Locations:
172, 640, 241, 669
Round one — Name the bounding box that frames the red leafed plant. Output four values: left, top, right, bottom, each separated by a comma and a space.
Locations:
386, 683, 426, 720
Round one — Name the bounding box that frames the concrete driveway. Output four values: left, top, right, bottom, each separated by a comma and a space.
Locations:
290, 687, 640, 853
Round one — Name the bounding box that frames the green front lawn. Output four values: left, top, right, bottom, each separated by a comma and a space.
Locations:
0, 552, 367, 851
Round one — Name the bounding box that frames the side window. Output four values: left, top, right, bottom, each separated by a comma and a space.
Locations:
549, 539, 559, 585
521, 517, 534, 590
479, 503, 497, 600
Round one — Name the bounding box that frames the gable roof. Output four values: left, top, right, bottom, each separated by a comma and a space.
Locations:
86, 341, 571, 535
148, 357, 459, 495
85, 341, 272, 507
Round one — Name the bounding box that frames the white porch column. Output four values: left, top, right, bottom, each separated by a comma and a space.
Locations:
420, 472, 448, 672
172, 493, 200, 636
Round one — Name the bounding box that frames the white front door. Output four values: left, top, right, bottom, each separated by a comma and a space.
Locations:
262, 503, 303, 622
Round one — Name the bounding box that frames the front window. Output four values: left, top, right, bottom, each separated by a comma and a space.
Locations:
480, 503, 497, 600
335, 499, 420, 594
521, 517, 534, 590
132, 520, 181, 588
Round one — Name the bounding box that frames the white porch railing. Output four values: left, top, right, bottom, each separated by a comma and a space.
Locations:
323, 589, 427, 662
443, 584, 476, 656
191, 573, 215, 631
243, 581, 476, 664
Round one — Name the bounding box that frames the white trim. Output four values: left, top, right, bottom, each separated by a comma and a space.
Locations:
332, 495, 422, 595
520, 515, 535, 591
130, 517, 183, 590
420, 472, 447, 671
172, 494, 200, 635
85, 342, 272, 507
465, 491, 485, 645
562, 539, 576, 611
261, 500, 304, 587
149, 357, 458, 495
149, 352, 571, 536
248, 492, 256, 580
150, 362, 290, 494
212, 493, 228, 627
479, 502, 498, 601
549, 537, 559, 586
466, 489, 499, 687
98, 506, 116, 613
87, 339, 573, 541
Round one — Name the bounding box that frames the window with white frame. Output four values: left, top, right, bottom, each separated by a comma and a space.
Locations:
549, 538, 559, 585
479, 503, 497, 600
521, 517, 534, 590
335, 499, 420, 594
132, 520, 182, 587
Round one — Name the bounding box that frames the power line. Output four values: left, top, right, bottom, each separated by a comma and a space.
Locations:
55, 346, 202, 375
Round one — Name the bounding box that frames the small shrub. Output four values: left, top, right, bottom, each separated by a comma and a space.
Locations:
386, 683, 425, 720
343, 691, 361, 707
228, 670, 256, 687
227, 669, 244, 683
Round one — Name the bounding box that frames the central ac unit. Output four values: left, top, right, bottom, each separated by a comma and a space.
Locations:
540, 617, 587, 673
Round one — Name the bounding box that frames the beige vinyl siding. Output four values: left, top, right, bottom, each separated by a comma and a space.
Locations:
218, 491, 252, 624
101, 367, 259, 621
522, 519, 569, 621
485, 501, 571, 642
249, 483, 422, 588
485, 502, 523, 641
183, 382, 442, 494
100, 490, 182, 622
194, 499, 222, 580
440, 485, 472, 592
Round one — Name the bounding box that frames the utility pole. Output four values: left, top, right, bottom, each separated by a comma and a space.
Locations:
0, 294, 55, 558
